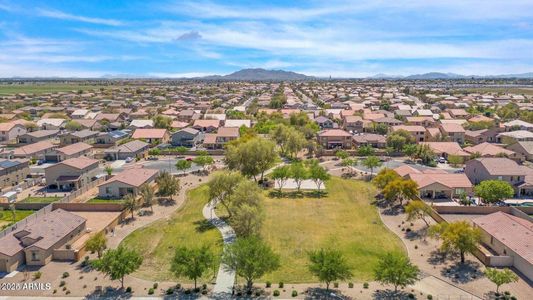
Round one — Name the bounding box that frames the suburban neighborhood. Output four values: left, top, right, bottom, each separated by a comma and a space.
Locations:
0, 77, 531, 299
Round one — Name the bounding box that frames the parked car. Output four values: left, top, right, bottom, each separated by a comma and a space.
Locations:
147, 156, 159, 161
437, 157, 447, 163
125, 157, 134, 163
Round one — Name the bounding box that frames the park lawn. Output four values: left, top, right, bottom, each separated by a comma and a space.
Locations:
120, 185, 222, 282
21, 196, 61, 203
87, 198, 125, 204
260, 177, 404, 283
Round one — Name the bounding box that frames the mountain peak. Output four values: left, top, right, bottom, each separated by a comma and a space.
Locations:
203, 68, 312, 81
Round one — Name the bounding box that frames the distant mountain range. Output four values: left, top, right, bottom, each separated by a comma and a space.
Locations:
199, 68, 313, 81
369, 72, 533, 79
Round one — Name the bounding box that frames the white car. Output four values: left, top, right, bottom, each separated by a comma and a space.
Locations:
125, 157, 134, 163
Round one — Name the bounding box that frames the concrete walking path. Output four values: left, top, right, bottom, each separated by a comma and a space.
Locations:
202, 201, 236, 296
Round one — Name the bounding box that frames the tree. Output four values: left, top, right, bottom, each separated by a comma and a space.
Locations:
193, 154, 214, 173
271, 125, 306, 158
271, 165, 290, 194
222, 237, 280, 292
372, 168, 401, 189
290, 162, 308, 192
225, 137, 278, 181
171, 245, 215, 290
429, 221, 481, 263
91, 246, 143, 288
484, 268, 518, 293
474, 180, 514, 204
175, 146, 188, 155
309, 163, 330, 196
387, 130, 415, 152
402, 144, 417, 159
175, 159, 192, 175
208, 171, 243, 218
139, 184, 155, 212
230, 181, 264, 237
156, 171, 180, 201
104, 166, 113, 176
335, 150, 349, 160
414, 144, 435, 166
85, 232, 107, 258
447, 155, 464, 167
361, 156, 382, 178
123, 194, 139, 220
357, 145, 375, 156
153, 115, 172, 129
374, 252, 419, 292
382, 179, 419, 206
8, 204, 15, 223
308, 248, 353, 291
65, 120, 82, 131
404, 201, 432, 227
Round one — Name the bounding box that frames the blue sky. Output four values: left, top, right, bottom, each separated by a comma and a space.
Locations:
0, 0, 532, 78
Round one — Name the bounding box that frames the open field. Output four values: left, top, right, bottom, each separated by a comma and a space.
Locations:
258, 177, 405, 283
120, 185, 223, 282
20, 196, 61, 203
0, 83, 119, 95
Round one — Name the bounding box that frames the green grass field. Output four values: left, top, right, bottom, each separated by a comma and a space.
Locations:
120, 185, 223, 282
20, 196, 61, 203
0, 209, 35, 228
0, 84, 117, 96
87, 198, 125, 204
120, 176, 404, 283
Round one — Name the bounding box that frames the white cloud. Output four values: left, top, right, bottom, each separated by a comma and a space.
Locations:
0, 62, 109, 78
38, 8, 125, 26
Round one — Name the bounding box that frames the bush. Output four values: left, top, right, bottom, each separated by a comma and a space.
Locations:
184, 289, 191, 295
202, 283, 207, 290
33, 271, 42, 280
363, 282, 369, 289
279, 282, 284, 288
148, 288, 154, 295
202, 290, 208, 295
53, 289, 57, 294
59, 281, 66, 287
427, 295, 433, 300
153, 283, 158, 289
166, 288, 174, 295
266, 281, 271, 288
292, 290, 298, 297
348, 282, 354, 288
273, 290, 280, 297
126, 287, 132, 293
66, 290, 70, 295
62, 272, 69, 278
194, 288, 200, 293
334, 282, 339, 288
408, 293, 415, 299
175, 283, 181, 290
255, 291, 261, 296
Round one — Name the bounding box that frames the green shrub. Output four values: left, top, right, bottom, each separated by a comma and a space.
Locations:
255, 291, 261, 296
334, 282, 339, 288
273, 290, 280, 297
427, 295, 433, 300
153, 283, 158, 289
148, 288, 154, 295
59, 281, 66, 287
408, 293, 415, 299
33, 271, 42, 280
202, 290, 208, 295
175, 283, 181, 290
166, 288, 173, 295
266, 281, 271, 288
279, 282, 284, 288
348, 282, 354, 288
126, 287, 132, 293
202, 283, 207, 290
292, 290, 298, 297
62, 272, 69, 278
363, 282, 369, 289
184, 289, 191, 295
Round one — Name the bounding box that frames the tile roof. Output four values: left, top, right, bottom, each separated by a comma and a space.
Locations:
473, 212, 533, 265
56, 156, 99, 170
132, 128, 167, 139
56, 142, 92, 156
471, 157, 526, 176
464, 142, 514, 156
408, 173, 472, 189
101, 168, 158, 188
318, 129, 351, 137
14, 140, 55, 155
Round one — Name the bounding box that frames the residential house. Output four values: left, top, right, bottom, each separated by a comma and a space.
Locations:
104, 140, 150, 161
438, 123, 466, 144
128, 119, 154, 129
203, 127, 240, 149
392, 125, 426, 142
44, 157, 99, 190
314, 116, 337, 129
395, 165, 472, 199
224, 119, 251, 128
343, 115, 366, 133
352, 133, 387, 148
12, 141, 57, 160
465, 157, 533, 195
60, 130, 98, 145
0, 159, 29, 190
502, 120, 533, 132
131, 128, 169, 144
47, 142, 93, 162
420, 142, 470, 159
317, 129, 352, 149
0, 122, 26, 143
71, 109, 89, 119
473, 212, 533, 281
465, 128, 503, 144
506, 141, 533, 162
0, 209, 86, 272
98, 168, 159, 199
171, 127, 203, 147
18, 130, 59, 144
36, 118, 66, 130
192, 119, 221, 133
95, 130, 130, 145
464, 142, 522, 161
497, 130, 533, 144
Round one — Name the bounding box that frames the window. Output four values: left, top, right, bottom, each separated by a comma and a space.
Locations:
498, 176, 503, 180
31, 251, 39, 261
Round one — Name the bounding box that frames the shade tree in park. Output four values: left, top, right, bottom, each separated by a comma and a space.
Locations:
429, 221, 481, 264
207, 171, 243, 218
91, 246, 143, 289
374, 252, 419, 292
372, 168, 401, 189
175, 159, 192, 175
155, 171, 180, 201
361, 155, 382, 179
289, 162, 308, 193
170, 245, 215, 290
271, 165, 291, 193
225, 137, 278, 182
404, 200, 432, 227
307, 248, 353, 291
382, 178, 419, 206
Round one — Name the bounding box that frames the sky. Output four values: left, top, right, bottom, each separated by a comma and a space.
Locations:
0, 0, 532, 78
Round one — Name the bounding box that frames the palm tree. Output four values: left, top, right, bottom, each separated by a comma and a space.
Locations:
104, 166, 113, 176
139, 184, 155, 212
123, 194, 138, 220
